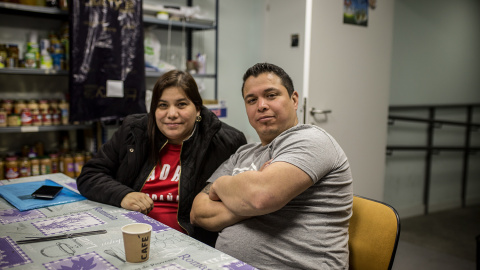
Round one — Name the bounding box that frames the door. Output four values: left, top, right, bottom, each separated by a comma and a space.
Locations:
305, 0, 394, 200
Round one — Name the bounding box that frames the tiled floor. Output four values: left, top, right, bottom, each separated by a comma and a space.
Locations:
391, 205, 480, 270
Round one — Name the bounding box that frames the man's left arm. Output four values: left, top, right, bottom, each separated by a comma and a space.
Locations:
210, 161, 313, 216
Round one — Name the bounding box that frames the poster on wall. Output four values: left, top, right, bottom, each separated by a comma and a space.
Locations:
343, 0, 369, 27
70, 0, 146, 122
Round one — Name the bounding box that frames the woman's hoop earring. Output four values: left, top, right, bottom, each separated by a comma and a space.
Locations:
196, 115, 202, 122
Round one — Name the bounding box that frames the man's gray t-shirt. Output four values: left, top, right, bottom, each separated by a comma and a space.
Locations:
208, 124, 353, 270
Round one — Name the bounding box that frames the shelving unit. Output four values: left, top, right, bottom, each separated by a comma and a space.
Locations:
0, 2, 91, 156
1, 1, 219, 156
143, 0, 219, 99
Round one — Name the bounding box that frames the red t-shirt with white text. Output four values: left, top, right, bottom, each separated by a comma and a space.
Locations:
141, 143, 186, 233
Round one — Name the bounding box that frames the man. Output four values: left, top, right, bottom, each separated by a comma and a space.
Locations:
190, 63, 353, 269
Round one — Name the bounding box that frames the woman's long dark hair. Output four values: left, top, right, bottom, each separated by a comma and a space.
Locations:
147, 70, 203, 162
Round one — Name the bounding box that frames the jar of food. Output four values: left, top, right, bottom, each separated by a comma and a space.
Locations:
27, 100, 39, 111
42, 108, 52, 126
74, 152, 85, 177
7, 114, 20, 127
52, 108, 60, 125
14, 100, 27, 115
40, 156, 52, 175
38, 100, 49, 112
58, 99, 69, 125
50, 153, 59, 173
19, 157, 31, 177
31, 108, 42, 126
21, 145, 30, 157
35, 141, 44, 157
0, 108, 7, 127
58, 154, 64, 173
63, 153, 75, 178
50, 99, 59, 110
84, 151, 92, 163
1, 99, 14, 115
0, 158, 5, 180
0, 44, 7, 67
30, 157, 40, 176
20, 108, 32, 126
5, 156, 19, 179
7, 44, 19, 68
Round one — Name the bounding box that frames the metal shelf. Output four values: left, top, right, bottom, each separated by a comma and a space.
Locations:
143, 15, 216, 30
0, 124, 92, 134
0, 68, 68, 76
0, 2, 67, 18
145, 70, 216, 79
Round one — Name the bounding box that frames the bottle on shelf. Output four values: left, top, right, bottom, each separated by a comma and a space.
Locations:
40, 39, 53, 70
0, 44, 7, 68
7, 44, 19, 68
25, 31, 39, 69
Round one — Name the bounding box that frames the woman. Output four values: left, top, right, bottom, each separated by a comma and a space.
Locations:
77, 70, 247, 246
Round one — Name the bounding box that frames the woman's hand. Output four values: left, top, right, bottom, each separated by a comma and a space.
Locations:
121, 192, 154, 215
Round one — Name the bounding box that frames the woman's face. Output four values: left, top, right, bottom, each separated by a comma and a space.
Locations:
155, 87, 200, 145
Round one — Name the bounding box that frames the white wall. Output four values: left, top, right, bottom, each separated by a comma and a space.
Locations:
306, 0, 394, 201
215, 0, 265, 142
385, 0, 480, 217
389, 0, 480, 105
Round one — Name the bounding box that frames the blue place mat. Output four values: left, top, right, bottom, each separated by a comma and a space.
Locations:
0, 179, 86, 211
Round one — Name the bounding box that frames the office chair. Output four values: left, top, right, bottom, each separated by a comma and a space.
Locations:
348, 195, 401, 270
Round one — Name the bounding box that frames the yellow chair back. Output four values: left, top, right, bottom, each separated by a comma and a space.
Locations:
349, 195, 400, 270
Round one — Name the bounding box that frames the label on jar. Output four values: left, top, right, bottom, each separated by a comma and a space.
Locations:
5, 167, 19, 179
21, 109, 32, 126
31, 163, 40, 176
0, 113, 6, 127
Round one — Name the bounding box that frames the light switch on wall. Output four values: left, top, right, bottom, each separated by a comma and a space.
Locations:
291, 34, 299, 47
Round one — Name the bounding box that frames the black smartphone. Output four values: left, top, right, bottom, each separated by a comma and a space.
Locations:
31, 185, 63, 199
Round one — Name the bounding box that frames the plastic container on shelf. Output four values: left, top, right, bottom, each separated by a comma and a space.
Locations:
25, 31, 39, 68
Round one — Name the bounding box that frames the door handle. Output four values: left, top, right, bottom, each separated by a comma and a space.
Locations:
310, 108, 332, 116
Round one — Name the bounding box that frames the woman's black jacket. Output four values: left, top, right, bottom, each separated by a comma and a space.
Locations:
76, 106, 247, 246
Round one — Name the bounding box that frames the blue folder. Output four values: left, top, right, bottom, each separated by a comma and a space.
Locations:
0, 179, 86, 211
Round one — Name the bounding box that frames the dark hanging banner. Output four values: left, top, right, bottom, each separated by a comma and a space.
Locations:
70, 0, 146, 122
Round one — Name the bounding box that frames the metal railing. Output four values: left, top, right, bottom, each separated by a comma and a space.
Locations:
387, 104, 480, 214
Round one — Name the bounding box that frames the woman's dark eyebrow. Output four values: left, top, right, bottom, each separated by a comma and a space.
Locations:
158, 98, 190, 103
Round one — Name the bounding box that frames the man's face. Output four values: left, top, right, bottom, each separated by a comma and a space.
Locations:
243, 72, 299, 145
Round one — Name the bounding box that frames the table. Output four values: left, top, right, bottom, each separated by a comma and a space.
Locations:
0, 173, 256, 270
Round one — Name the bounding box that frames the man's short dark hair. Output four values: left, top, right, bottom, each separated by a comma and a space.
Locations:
241, 63, 295, 97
